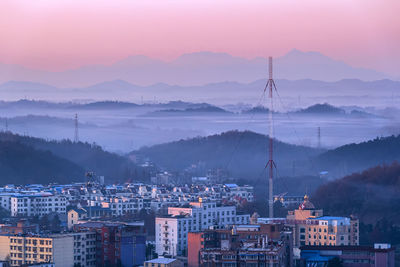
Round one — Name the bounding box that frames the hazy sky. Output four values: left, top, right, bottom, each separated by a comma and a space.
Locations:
1, 0, 399, 75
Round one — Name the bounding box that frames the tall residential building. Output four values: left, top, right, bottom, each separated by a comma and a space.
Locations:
155, 199, 250, 257
74, 221, 146, 267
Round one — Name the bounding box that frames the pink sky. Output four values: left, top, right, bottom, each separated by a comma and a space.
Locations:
0, 0, 399, 75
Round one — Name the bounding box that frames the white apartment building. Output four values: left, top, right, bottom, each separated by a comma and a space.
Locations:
101, 197, 144, 216
156, 215, 192, 257
156, 199, 250, 256
10, 194, 67, 217
0, 194, 13, 211
71, 231, 97, 267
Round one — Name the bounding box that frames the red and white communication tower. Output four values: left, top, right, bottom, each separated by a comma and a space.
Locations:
265, 57, 277, 218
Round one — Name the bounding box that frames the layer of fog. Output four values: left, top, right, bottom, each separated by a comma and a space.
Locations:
0, 102, 398, 153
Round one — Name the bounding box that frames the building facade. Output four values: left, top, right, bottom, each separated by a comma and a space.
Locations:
0, 234, 74, 267
156, 200, 250, 257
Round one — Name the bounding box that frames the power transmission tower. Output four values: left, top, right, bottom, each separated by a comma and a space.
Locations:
74, 114, 79, 143
265, 57, 277, 219
318, 126, 321, 149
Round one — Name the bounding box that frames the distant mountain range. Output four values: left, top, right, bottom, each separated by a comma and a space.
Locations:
0, 50, 395, 88
143, 104, 231, 116
0, 99, 381, 121
1, 78, 399, 104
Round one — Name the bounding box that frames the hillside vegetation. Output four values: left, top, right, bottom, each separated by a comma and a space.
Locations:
315, 135, 400, 178
0, 140, 83, 184
312, 162, 400, 245
0, 132, 148, 184
133, 130, 323, 179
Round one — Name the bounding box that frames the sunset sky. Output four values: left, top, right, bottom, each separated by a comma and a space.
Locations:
1, 0, 399, 76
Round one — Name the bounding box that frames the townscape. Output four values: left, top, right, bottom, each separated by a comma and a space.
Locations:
1, 1, 399, 267
0, 171, 395, 266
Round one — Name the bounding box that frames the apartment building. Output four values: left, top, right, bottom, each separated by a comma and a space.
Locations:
0, 194, 12, 211
0, 234, 74, 267
74, 221, 146, 267
305, 216, 358, 246
156, 199, 250, 257
102, 197, 144, 216
188, 225, 293, 267
286, 195, 359, 250
10, 194, 67, 217
188, 224, 292, 267
67, 206, 112, 230
71, 231, 97, 267
168, 199, 249, 230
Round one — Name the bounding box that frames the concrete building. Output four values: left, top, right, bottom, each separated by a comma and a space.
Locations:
156, 199, 250, 257
286, 195, 359, 250
0, 234, 74, 267
188, 224, 292, 267
10, 194, 67, 217
71, 231, 97, 267
300, 244, 395, 267
74, 221, 146, 267
67, 206, 112, 230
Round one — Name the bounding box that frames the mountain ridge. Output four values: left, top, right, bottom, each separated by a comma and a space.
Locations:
0, 50, 394, 87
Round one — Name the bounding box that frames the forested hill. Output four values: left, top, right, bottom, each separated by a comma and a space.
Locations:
315, 135, 400, 178
294, 103, 345, 114
133, 130, 324, 179
0, 132, 147, 184
312, 162, 400, 245
0, 140, 83, 184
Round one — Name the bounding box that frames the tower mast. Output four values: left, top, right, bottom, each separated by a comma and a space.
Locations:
74, 113, 79, 143
265, 57, 277, 218
318, 126, 321, 149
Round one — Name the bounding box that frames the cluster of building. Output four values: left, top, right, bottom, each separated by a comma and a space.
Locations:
0, 182, 254, 218
0, 220, 146, 267
0, 180, 396, 267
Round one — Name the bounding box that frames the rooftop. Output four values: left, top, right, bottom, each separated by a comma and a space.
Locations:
145, 258, 177, 264
311, 216, 349, 221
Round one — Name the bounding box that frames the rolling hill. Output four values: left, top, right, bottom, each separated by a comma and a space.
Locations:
0, 132, 148, 184
312, 162, 400, 246
315, 135, 400, 178
132, 130, 324, 179
294, 103, 345, 115
0, 140, 84, 185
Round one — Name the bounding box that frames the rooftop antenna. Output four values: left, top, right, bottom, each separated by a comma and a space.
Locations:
74, 114, 79, 143
265, 57, 277, 219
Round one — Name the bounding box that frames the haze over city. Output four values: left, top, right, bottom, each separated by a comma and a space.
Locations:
0, 1, 399, 267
